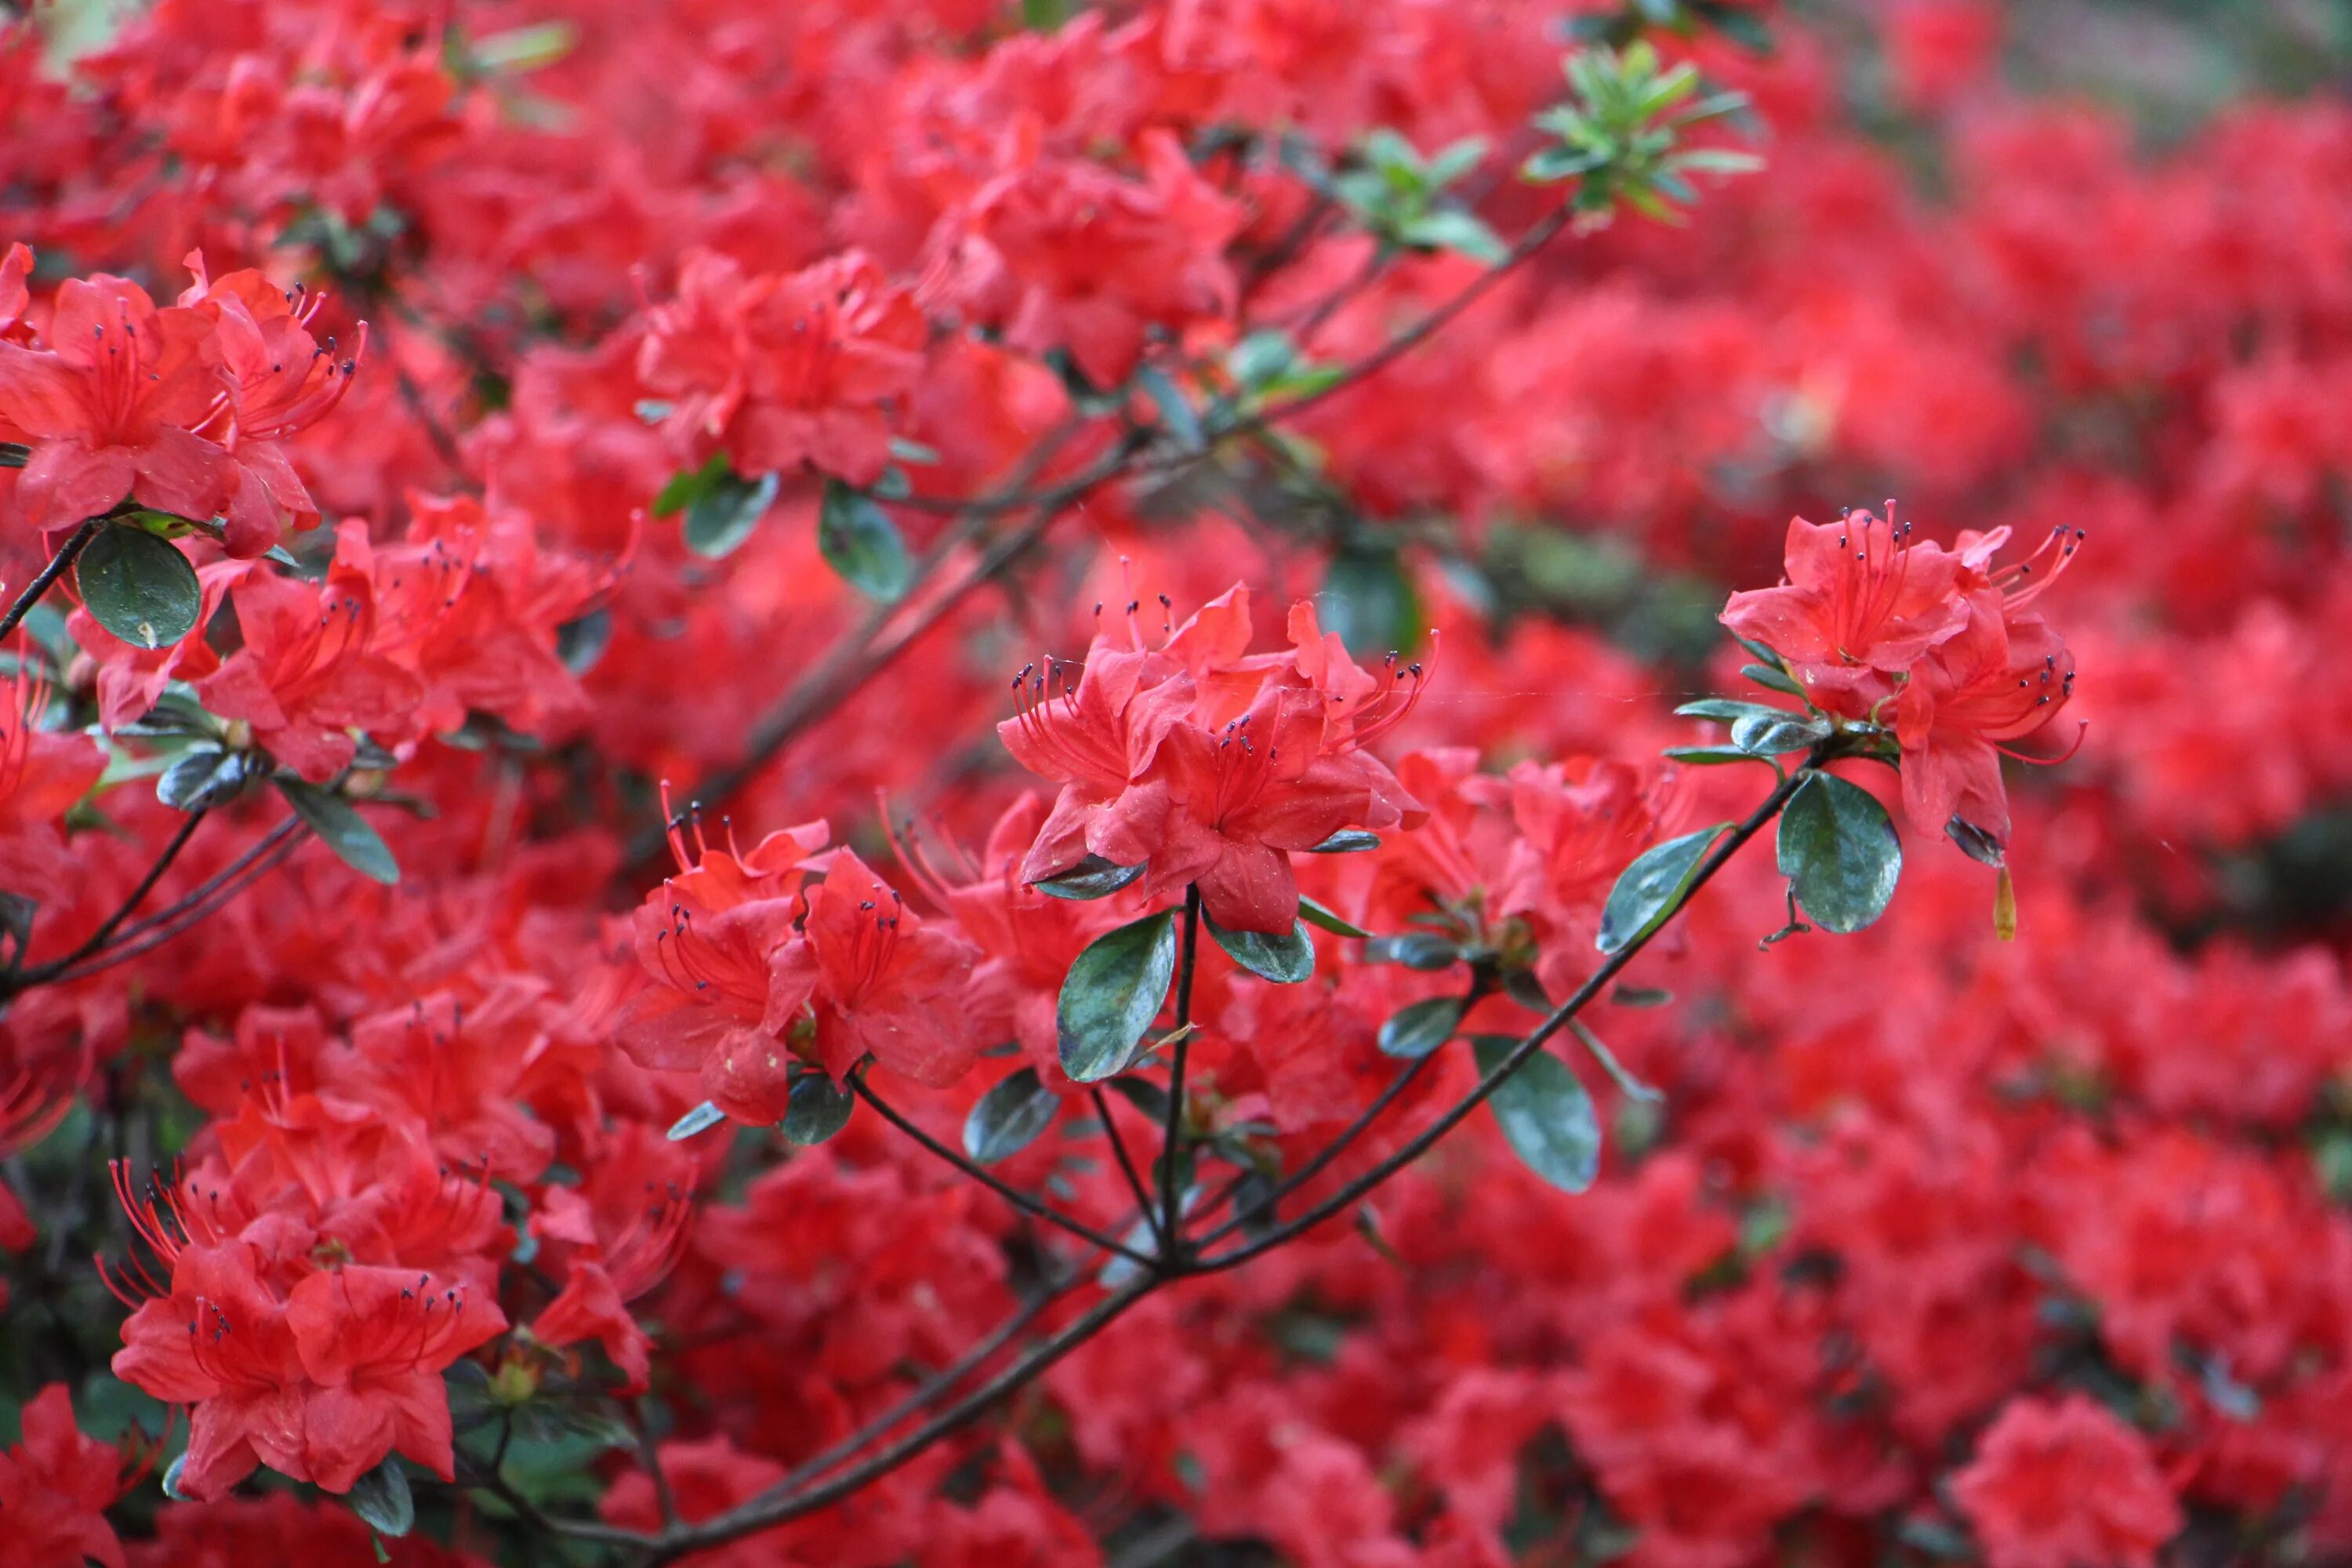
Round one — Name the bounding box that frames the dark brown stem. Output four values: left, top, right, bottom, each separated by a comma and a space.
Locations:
1092, 1086, 1166, 1251
0, 518, 101, 641
522, 765, 1803, 1559
1157, 887, 1203, 1258
854, 1073, 1161, 1269
2, 810, 207, 993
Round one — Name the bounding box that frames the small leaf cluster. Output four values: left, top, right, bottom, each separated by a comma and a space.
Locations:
1523, 42, 1762, 221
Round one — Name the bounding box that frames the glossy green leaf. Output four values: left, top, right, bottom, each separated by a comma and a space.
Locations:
78, 525, 200, 651
1674, 698, 1800, 724
347, 1458, 414, 1538
1031, 855, 1146, 901
1777, 772, 1901, 934
1363, 931, 1461, 971
1595, 823, 1727, 953
1663, 746, 1772, 767
1729, 710, 1830, 757
684, 469, 779, 559
1307, 829, 1381, 854
274, 778, 399, 886
1206, 913, 1314, 985
781, 1072, 855, 1144
1136, 365, 1205, 452
1058, 911, 1178, 1081
963, 1067, 1059, 1165
157, 747, 249, 811
1473, 1036, 1601, 1192
818, 479, 913, 601
1298, 896, 1370, 938
651, 452, 727, 517
1740, 661, 1806, 698
1378, 996, 1462, 1060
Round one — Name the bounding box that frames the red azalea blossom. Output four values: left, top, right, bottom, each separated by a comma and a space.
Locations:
0, 273, 223, 531
1952, 1396, 2185, 1568
1000, 589, 1426, 933
639, 249, 927, 488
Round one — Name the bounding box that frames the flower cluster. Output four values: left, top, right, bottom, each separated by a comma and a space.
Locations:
0, 249, 361, 555
0, 1, 2343, 1566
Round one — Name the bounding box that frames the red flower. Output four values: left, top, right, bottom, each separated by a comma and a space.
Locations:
192, 523, 425, 782
0, 659, 104, 907
966, 128, 1243, 388
1719, 506, 1973, 714
1001, 590, 1424, 935
1894, 593, 2077, 850
1952, 1396, 2183, 1568
0, 271, 225, 531
179, 258, 364, 557
112, 1243, 502, 1499
0, 1384, 136, 1568
638, 249, 925, 487
615, 812, 829, 1123
528, 1131, 695, 1394
737, 848, 978, 1097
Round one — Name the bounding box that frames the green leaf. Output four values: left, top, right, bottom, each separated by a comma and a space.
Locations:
157, 747, 249, 811
1730, 710, 1830, 757
1399, 209, 1509, 263
1378, 996, 1462, 1060
963, 1067, 1059, 1164
0, 442, 28, 469
1946, 815, 2005, 867
684, 470, 779, 559
1663, 746, 1773, 767
817, 479, 913, 601
1229, 330, 1298, 390
781, 1073, 855, 1144
78, 525, 201, 651
161, 1453, 192, 1501
1022, 0, 1068, 27
1595, 823, 1727, 953
470, 20, 577, 72
1136, 365, 1205, 452
1473, 1036, 1601, 1192
1031, 855, 1147, 902
1307, 829, 1381, 854
667, 1101, 727, 1140
1298, 896, 1370, 939
651, 452, 727, 517
1206, 913, 1315, 985
1057, 912, 1178, 1082
1675, 698, 1800, 724
1103, 1074, 1170, 1122
274, 778, 399, 886
1570, 1018, 1662, 1102
1363, 931, 1461, 971
1777, 772, 1901, 934
1320, 548, 1422, 659
348, 1457, 414, 1538
1671, 147, 1767, 175
1740, 661, 1806, 698
1425, 137, 1490, 187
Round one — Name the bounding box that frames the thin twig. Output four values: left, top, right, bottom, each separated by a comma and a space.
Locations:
1157, 887, 1203, 1258
854, 1073, 1161, 1269
0, 518, 101, 641
4, 810, 206, 992
44, 818, 307, 985
1197, 768, 1806, 1271
1091, 1086, 1166, 1251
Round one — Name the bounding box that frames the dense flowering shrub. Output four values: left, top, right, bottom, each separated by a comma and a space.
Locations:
0, 1, 2345, 1566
